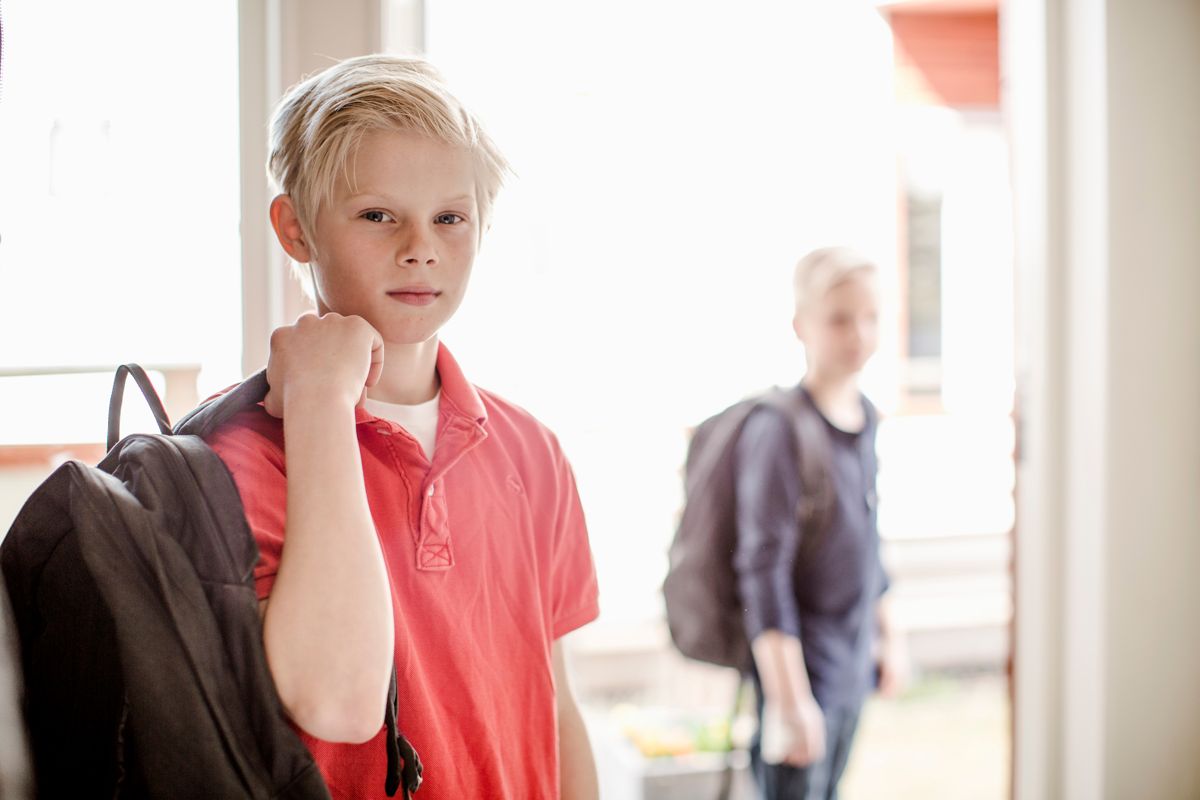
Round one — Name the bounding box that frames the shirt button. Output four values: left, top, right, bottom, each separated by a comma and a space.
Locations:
427, 486, 436, 497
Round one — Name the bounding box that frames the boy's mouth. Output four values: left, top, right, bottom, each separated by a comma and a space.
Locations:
388, 286, 441, 307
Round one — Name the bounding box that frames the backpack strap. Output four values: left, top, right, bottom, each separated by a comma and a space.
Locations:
792, 389, 836, 540
761, 387, 835, 552
172, 369, 269, 438
107, 364, 174, 450
715, 676, 749, 800
384, 668, 423, 798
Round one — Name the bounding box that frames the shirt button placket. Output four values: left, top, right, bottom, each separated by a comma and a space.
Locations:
418, 479, 454, 570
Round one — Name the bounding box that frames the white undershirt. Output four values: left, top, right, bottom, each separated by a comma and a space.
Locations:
363, 391, 441, 460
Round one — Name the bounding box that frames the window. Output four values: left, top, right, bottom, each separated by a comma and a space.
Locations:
0, 0, 242, 443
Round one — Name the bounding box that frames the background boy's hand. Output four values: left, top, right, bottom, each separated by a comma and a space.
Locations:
263, 312, 385, 418
784, 694, 827, 767
762, 695, 826, 767
876, 634, 911, 699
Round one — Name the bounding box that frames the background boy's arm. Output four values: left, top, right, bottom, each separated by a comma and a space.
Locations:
260, 313, 395, 743
751, 630, 826, 765
875, 592, 910, 698
734, 407, 826, 765
553, 641, 599, 800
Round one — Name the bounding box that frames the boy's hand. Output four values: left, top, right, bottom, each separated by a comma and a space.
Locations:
782, 694, 826, 767
263, 312, 385, 418
762, 695, 826, 767
876, 634, 911, 699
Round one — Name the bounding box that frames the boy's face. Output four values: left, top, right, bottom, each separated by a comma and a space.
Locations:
794, 273, 880, 379
297, 129, 480, 346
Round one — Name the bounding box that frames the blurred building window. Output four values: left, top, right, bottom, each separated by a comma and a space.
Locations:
903, 175, 944, 393
905, 188, 943, 362
889, 8, 1002, 408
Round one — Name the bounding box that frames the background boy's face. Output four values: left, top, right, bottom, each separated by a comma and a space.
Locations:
305, 129, 480, 345
795, 273, 880, 379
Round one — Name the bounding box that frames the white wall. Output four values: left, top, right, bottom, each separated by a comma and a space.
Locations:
1102, 1, 1200, 796
1008, 0, 1200, 797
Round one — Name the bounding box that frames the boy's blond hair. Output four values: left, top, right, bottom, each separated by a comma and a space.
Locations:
793, 246, 878, 314
268, 54, 510, 249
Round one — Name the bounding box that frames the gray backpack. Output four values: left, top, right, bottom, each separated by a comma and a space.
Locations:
662, 387, 833, 671
2, 365, 422, 799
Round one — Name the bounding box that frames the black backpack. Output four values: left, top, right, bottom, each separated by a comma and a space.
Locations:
1, 365, 422, 799
663, 387, 834, 672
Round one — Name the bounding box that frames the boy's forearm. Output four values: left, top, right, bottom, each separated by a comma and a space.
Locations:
263, 389, 394, 743
553, 642, 599, 800
558, 696, 598, 800
751, 629, 814, 707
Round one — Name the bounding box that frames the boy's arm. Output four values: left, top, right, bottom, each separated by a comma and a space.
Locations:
260, 313, 395, 743
734, 408, 826, 765
553, 640, 598, 800
750, 630, 826, 766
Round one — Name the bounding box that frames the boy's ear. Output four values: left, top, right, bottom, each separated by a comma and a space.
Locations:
269, 194, 314, 263
792, 312, 806, 343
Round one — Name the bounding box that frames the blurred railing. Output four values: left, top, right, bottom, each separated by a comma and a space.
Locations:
0, 364, 200, 421
568, 529, 1011, 711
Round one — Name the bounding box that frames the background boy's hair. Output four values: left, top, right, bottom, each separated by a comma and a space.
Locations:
268, 53, 510, 258
793, 246, 878, 313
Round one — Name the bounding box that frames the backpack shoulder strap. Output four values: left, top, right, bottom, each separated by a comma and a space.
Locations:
173, 370, 269, 438
761, 386, 835, 544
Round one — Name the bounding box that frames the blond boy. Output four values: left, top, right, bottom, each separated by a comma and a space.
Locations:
735, 247, 907, 800
207, 55, 600, 799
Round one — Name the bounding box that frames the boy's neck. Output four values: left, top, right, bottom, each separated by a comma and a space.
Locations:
368, 338, 441, 405
801, 368, 861, 409
802, 369, 866, 432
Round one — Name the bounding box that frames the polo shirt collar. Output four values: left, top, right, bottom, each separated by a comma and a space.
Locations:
435, 341, 487, 427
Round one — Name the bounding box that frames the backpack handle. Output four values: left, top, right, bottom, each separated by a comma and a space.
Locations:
172, 369, 269, 438
107, 364, 173, 451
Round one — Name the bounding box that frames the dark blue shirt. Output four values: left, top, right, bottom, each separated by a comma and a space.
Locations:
733, 385, 887, 711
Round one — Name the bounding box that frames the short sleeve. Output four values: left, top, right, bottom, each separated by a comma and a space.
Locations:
545, 438, 600, 639
206, 409, 288, 600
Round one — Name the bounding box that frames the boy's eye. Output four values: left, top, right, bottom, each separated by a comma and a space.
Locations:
435, 213, 464, 225
361, 210, 394, 223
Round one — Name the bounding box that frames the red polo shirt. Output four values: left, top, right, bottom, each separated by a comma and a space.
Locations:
206, 343, 600, 799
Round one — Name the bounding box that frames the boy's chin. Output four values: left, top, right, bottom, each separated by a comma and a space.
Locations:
381, 330, 443, 348
824, 359, 869, 380
381, 333, 444, 347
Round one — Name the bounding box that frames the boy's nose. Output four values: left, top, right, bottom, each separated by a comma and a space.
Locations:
400, 253, 437, 266
398, 226, 438, 267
